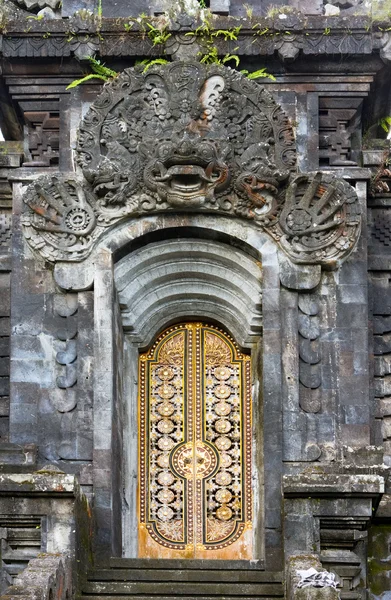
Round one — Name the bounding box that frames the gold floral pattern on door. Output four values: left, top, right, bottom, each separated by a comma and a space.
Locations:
138, 323, 252, 558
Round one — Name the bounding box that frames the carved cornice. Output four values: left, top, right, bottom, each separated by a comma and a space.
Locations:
1, 15, 388, 60
21, 61, 361, 266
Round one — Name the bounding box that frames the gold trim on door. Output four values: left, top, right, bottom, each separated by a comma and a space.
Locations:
138, 323, 252, 559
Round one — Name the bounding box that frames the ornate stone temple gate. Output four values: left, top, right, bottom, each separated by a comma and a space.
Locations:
1, 2, 391, 598
19, 60, 367, 566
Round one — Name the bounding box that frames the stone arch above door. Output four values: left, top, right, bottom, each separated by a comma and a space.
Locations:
22, 61, 361, 269
114, 237, 263, 348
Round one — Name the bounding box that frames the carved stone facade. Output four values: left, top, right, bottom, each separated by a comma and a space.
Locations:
0, 0, 390, 599
22, 62, 361, 267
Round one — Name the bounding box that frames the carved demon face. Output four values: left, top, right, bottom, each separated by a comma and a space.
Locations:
23, 63, 361, 267
75, 62, 297, 218
143, 137, 230, 208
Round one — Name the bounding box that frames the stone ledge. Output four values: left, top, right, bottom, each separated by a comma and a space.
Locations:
283, 474, 385, 497
0, 473, 78, 496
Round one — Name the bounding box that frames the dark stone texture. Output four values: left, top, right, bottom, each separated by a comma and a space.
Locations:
0, 4, 388, 591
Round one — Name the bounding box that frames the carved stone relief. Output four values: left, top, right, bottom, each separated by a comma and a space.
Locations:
52, 293, 78, 411
298, 293, 322, 414
22, 61, 362, 267
318, 98, 363, 167
23, 112, 60, 168
0, 214, 12, 253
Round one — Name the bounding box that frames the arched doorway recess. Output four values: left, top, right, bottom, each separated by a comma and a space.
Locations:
113, 234, 263, 560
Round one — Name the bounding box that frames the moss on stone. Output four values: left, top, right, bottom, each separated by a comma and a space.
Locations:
367, 525, 391, 598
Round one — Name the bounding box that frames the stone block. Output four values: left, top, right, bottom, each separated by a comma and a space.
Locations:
0, 417, 9, 442
284, 515, 316, 554
265, 508, 281, 529
353, 351, 369, 375
279, 253, 321, 291
11, 359, 54, 386
0, 378, 10, 396
0, 397, 10, 416
339, 260, 367, 284
12, 334, 54, 361
340, 424, 370, 446
339, 376, 369, 405
337, 284, 367, 305
0, 337, 10, 356
93, 449, 112, 471
0, 360, 9, 377
0, 293, 10, 318
339, 351, 354, 376
0, 319, 10, 336
343, 405, 370, 425
317, 415, 335, 443
336, 304, 367, 328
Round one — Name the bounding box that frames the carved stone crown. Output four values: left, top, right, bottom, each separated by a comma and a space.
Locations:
22, 61, 361, 265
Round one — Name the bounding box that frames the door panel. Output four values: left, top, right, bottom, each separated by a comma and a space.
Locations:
138, 323, 252, 559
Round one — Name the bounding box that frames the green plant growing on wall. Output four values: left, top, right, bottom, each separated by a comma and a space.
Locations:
243, 3, 253, 18
185, 12, 244, 68
145, 21, 171, 45
252, 24, 270, 36
363, 116, 391, 148
199, 46, 240, 66
67, 8, 276, 88
137, 58, 170, 72
240, 68, 276, 80
379, 116, 391, 135
124, 13, 171, 45
266, 5, 297, 18
66, 57, 118, 88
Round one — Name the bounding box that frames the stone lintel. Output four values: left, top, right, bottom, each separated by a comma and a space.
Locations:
319, 168, 372, 181
8, 168, 57, 184
0, 443, 37, 471
283, 474, 385, 497
0, 473, 78, 496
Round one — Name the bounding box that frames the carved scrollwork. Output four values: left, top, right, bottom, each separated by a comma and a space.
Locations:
75, 61, 295, 221
21, 61, 361, 267
277, 171, 361, 265
22, 175, 104, 262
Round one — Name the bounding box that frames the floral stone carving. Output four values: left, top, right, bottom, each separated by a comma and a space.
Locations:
22, 61, 361, 266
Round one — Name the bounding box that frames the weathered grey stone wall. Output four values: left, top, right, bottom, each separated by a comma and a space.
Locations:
0, 2, 390, 595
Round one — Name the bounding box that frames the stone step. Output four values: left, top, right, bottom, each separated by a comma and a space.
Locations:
109, 558, 266, 571
82, 582, 283, 596
87, 569, 283, 583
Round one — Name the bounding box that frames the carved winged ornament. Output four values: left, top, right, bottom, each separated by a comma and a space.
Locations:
22, 61, 361, 265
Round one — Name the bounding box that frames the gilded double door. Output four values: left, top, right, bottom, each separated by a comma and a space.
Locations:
138, 323, 252, 559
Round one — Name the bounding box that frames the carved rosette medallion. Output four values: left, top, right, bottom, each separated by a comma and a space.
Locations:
278, 172, 361, 263
139, 323, 252, 557
22, 175, 103, 263
22, 61, 361, 266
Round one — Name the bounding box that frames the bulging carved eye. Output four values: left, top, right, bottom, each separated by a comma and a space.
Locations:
157, 142, 174, 160
198, 142, 215, 162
